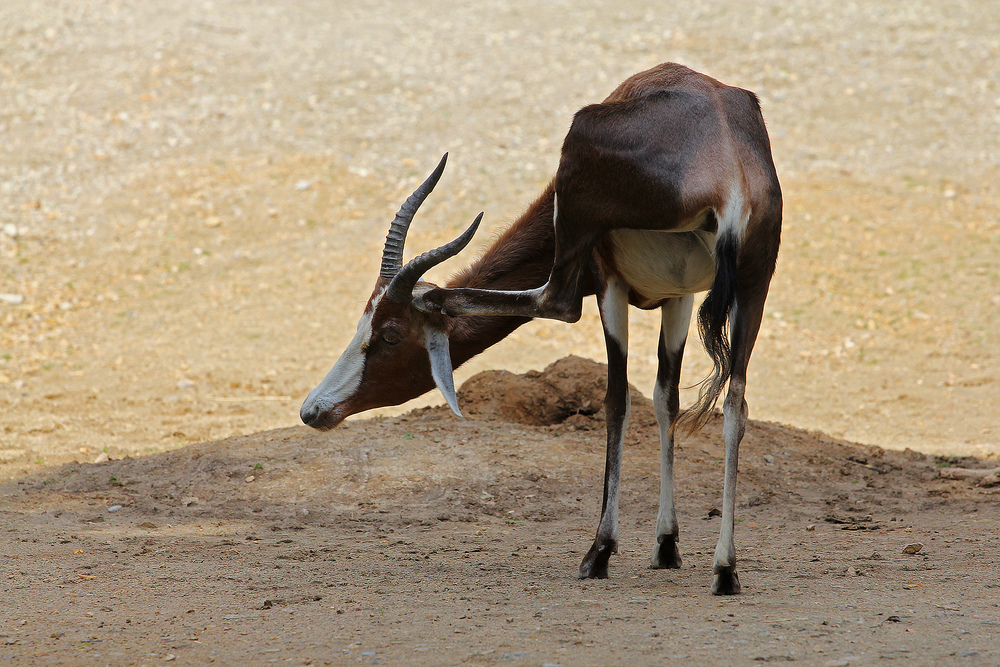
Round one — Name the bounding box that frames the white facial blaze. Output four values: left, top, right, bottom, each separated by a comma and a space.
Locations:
301, 289, 383, 416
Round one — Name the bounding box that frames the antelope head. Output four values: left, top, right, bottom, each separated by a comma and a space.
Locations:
299, 154, 481, 431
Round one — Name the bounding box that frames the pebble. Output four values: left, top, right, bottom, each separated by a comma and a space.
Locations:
0, 294, 25, 305
902, 543, 923, 554
108, 505, 122, 512
93, 452, 109, 463
181, 496, 199, 506
763, 454, 776, 464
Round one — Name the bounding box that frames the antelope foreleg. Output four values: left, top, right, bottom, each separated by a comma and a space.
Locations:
579, 277, 629, 579
650, 295, 692, 570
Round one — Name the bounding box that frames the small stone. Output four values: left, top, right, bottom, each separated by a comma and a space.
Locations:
93, 452, 109, 463
108, 505, 122, 513
806, 524, 816, 531
294, 180, 312, 191
902, 543, 923, 554
205, 216, 222, 228
245, 475, 255, 483
176, 378, 196, 390
707, 507, 722, 518
1, 224, 18, 237
0, 294, 25, 305
763, 454, 776, 464
181, 497, 199, 507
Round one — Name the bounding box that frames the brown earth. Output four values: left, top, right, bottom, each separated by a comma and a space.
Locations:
2, 1, 1000, 665
2, 358, 1000, 665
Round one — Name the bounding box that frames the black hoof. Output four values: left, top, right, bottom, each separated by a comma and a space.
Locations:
578, 540, 616, 579
650, 535, 682, 569
711, 567, 741, 595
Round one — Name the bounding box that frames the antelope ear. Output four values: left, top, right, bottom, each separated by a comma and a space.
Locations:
424, 327, 462, 418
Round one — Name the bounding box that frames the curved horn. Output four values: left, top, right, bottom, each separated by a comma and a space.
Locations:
385, 212, 483, 304
379, 153, 449, 280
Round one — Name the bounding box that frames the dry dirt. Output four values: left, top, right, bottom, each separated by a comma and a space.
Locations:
2, 358, 1000, 665
2, 1, 1000, 665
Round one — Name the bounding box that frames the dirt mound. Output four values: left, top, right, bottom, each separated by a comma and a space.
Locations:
3, 384, 999, 665
458, 355, 653, 426
4, 356, 1000, 664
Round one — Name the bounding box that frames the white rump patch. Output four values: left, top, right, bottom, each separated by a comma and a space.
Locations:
718, 181, 750, 239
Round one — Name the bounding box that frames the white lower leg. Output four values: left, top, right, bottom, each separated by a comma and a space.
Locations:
650, 296, 690, 568
712, 378, 746, 593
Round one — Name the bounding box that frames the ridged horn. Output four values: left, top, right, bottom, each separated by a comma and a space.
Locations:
379, 153, 449, 281
385, 212, 483, 304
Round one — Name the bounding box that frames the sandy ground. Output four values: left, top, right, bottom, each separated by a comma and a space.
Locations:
2, 359, 999, 665
2, 0, 1000, 664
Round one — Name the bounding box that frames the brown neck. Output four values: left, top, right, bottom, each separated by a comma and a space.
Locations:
444, 181, 565, 368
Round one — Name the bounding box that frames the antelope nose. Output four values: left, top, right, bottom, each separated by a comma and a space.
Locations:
300, 402, 320, 426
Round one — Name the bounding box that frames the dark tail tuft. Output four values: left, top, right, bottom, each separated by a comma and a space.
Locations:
677, 231, 739, 433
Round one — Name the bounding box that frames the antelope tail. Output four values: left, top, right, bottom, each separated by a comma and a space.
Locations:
679, 230, 739, 432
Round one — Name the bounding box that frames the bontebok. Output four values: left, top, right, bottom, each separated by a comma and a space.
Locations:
301, 63, 782, 594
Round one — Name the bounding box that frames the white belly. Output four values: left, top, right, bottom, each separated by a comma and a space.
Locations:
607, 228, 717, 305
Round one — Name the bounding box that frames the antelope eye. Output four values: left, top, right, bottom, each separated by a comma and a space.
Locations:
380, 330, 401, 345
